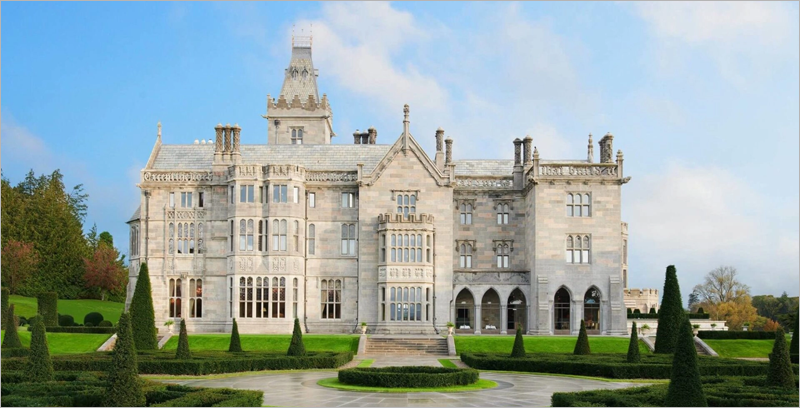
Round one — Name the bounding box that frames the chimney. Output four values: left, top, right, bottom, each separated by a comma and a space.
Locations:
513, 138, 523, 189
368, 127, 377, 144
223, 124, 232, 161
445, 137, 453, 165
353, 130, 361, 144
523, 135, 532, 167
232, 124, 241, 163
214, 123, 223, 163
599, 132, 614, 163
435, 127, 445, 170
587, 133, 594, 163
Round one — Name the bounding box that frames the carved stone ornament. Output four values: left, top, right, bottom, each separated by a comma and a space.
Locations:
238, 257, 254, 272
453, 271, 530, 285
143, 171, 213, 183
455, 178, 513, 189
306, 171, 357, 182
167, 210, 205, 220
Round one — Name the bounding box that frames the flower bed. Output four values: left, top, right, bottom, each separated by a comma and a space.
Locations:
0, 371, 263, 407
1, 351, 354, 375
338, 366, 479, 388
460, 352, 798, 379
551, 376, 799, 407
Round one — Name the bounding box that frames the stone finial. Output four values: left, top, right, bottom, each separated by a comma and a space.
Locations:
513, 138, 522, 165
523, 135, 532, 165
617, 150, 623, 160
435, 127, 444, 152
445, 137, 453, 164
214, 124, 223, 154
587, 133, 594, 163
157, 121, 162, 139
533, 146, 539, 160
403, 104, 409, 121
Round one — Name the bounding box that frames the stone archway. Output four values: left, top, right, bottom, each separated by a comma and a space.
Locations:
481, 289, 501, 333
554, 287, 571, 334
455, 288, 475, 332
584, 287, 601, 334
507, 288, 527, 332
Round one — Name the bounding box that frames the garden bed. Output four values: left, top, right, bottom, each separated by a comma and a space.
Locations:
551, 376, 799, 407
338, 366, 479, 388
460, 352, 798, 379
1, 351, 354, 375
0, 371, 263, 407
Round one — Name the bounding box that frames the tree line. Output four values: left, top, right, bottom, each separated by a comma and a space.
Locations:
1, 169, 127, 301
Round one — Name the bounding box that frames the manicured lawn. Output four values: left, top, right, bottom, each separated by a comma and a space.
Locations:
703, 338, 788, 358
162, 334, 359, 353
7, 295, 124, 324
317, 377, 498, 393
357, 359, 374, 367
1, 330, 111, 354
454, 335, 650, 355
439, 358, 458, 368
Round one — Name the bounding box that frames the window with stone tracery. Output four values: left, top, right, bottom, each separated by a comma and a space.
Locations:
497, 204, 510, 224
566, 234, 590, 264
460, 203, 473, 224
459, 243, 473, 268
239, 219, 254, 252
321, 279, 341, 319
396, 194, 416, 217
567, 193, 591, 217
496, 243, 510, 268
169, 278, 182, 318
389, 233, 423, 263
272, 219, 287, 251
189, 279, 203, 318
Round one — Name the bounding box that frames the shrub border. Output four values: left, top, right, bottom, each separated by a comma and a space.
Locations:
338, 366, 479, 388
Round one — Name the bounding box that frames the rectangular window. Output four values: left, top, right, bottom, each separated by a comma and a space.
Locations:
273, 185, 279, 203
341, 192, 355, 208
309, 192, 316, 208
341, 224, 356, 255
459, 203, 472, 225
230, 186, 234, 204
169, 192, 175, 208
240, 186, 247, 203
293, 278, 298, 319
229, 220, 234, 252
169, 278, 182, 318
497, 204, 509, 224
308, 224, 316, 255
189, 279, 203, 318
396, 193, 416, 216
180, 192, 192, 208
321, 279, 342, 319
198, 192, 204, 208
566, 235, 590, 264
248, 185, 254, 202
293, 187, 300, 203
281, 185, 287, 203
566, 193, 591, 217
259, 186, 264, 203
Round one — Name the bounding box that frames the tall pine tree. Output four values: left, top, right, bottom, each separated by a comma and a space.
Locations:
655, 265, 684, 354
129, 263, 158, 350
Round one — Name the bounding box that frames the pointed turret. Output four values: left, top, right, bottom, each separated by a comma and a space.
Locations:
280, 38, 320, 103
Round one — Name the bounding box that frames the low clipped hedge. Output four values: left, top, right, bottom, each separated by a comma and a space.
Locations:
1, 347, 30, 358
338, 366, 479, 388
698, 330, 777, 340
460, 353, 798, 379
551, 376, 800, 407
627, 312, 710, 319
0, 371, 262, 407
2, 351, 354, 375
25, 325, 116, 334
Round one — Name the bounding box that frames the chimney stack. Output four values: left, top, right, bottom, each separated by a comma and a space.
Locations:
599, 132, 614, 163
587, 133, 594, 163
232, 124, 242, 163
523, 135, 532, 167
445, 137, 453, 165
513, 138, 522, 166
214, 123, 223, 162
435, 127, 445, 170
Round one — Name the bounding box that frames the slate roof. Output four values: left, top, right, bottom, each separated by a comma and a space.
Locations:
151, 144, 393, 173
128, 205, 141, 223
453, 159, 515, 176
279, 46, 319, 101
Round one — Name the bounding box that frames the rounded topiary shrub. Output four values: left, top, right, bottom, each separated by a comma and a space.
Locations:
338, 366, 479, 388
98, 320, 113, 327
84, 312, 104, 327
58, 314, 75, 327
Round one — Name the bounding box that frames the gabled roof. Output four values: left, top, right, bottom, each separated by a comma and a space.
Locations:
453, 160, 514, 176
151, 144, 392, 173
279, 45, 319, 101
127, 205, 141, 223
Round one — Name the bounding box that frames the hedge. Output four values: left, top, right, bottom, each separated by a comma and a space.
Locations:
0, 372, 263, 407
460, 353, 799, 379
628, 312, 710, 319
37, 292, 58, 327
338, 366, 479, 388
58, 314, 75, 327
83, 312, 104, 327
699, 331, 777, 340
552, 376, 800, 407
1, 351, 354, 375
2, 347, 30, 358
1, 287, 9, 330
26, 325, 116, 334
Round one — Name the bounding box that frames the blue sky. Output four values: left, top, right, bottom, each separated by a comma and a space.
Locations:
2, 1, 798, 298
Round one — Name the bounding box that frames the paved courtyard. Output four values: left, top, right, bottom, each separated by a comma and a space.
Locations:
164, 356, 645, 407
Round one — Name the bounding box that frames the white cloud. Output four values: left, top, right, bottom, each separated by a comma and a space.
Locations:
1, 113, 54, 170
626, 162, 799, 296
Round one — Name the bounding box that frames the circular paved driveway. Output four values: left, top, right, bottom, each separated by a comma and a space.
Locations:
165, 370, 643, 407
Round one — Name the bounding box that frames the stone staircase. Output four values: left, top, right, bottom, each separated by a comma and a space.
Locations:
364, 336, 448, 356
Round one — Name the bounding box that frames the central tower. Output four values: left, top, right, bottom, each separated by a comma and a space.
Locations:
263, 36, 335, 145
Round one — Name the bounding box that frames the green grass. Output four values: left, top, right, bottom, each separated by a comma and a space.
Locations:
7, 294, 124, 324
703, 339, 782, 358
439, 358, 458, 368
317, 377, 498, 393
1, 330, 111, 354
454, 335, 650, 355
162, 334, 359, 353
357, 359, 374, 367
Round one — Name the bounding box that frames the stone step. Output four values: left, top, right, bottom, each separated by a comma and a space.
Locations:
364, 336, 448, 356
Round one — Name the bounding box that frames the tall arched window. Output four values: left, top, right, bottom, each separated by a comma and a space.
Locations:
197, 223, 204, 254
496, 244, 509, 268
293, 278, 299, 319
168, 223, 174, 254
189, 223, 195, 254
169, 278, 182, 318
321, 279, 341, 319
293, 221, 299, 252
177, 223, 184, 254
239, 277, 254, 318
189, 279, 203, 318
459, 244, 473, 268
584, 288, 601, 332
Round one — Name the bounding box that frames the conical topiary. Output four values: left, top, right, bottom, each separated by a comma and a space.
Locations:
106, 313, 146, 407
287, 318, 306, 356
655, 265, 684, 354
129, 263, 158, 350
627, 321, 641, 363
175, 319, 191, 359
664, 318, 707, 407
766, 326, 795, 389
26, 315, 54, 382
574, 319, 591, 355
789, 316, 798, 358
2, 304, 23, 349
511, 325, 526, 358
1, 287, 9, 330
228, 318, 242, 352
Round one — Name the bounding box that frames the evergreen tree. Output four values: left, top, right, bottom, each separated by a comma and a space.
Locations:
287, 318, 306, 356
106, 313, 146, 407
511, 325, 526, 358
655, 265, 684, 354
228, 318, 242, 352
129, 262, 158, 350
573, 320, 591, 355
789, 316, 798, 358
2, 304, 23, 348
175, 319, 191, 359
766, 327, 795, 389
664, 318, 707, 406
627, 321, 641, 363
1, 287, 8, 329
26, 316, 54, 382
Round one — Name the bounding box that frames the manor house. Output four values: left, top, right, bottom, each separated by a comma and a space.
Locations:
127, 39, 636, 336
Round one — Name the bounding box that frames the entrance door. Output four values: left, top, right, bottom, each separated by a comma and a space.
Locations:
554, 288, 571, 334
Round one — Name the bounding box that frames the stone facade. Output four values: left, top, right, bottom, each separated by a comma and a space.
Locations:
127, 42, 635, 336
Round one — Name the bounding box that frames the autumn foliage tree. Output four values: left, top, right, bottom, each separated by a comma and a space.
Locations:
694, 266, 759, 330
84, 243, 127, 301
1, 240, 40, 294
